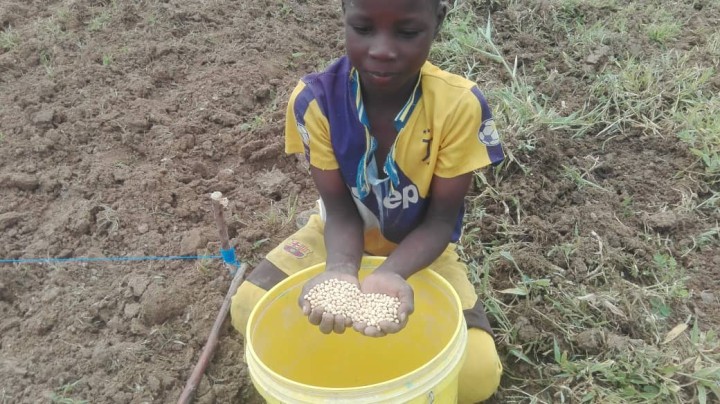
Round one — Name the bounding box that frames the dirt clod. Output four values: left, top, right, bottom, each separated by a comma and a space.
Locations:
574, 329, 605, 354
0, 173, 40, 191
179, 228, 207, 256
141, 285, 188, 326
644, 211, 681, 233
0, 212, 25, 230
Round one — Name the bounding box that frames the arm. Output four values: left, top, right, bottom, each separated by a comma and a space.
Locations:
379, 86, 502, 277
285, 80, 367, 333
355, 88, 502, 337
376, 172, 473, 279
297, 166, 365, 334
310, 166, 365, 275
355, 172, 473, 337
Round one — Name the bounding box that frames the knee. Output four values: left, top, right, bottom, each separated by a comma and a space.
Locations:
230, 281, 268, 337
458, 328, 503, 403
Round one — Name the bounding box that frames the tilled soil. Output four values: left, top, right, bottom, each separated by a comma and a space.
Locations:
1, 0, 718, 402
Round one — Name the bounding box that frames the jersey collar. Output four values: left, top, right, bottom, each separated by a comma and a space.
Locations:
349, 68, 423, 132
349, 68, 423, 199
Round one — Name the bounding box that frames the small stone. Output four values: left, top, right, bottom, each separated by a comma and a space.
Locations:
32, 109, 55, 127
700, 291, 716, 304
217, 168, 234, 182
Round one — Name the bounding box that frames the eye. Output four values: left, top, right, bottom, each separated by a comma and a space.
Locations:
397, 30, 420, 39
352, 25, 372, 35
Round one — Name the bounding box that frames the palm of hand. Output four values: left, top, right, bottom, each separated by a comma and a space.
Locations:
354, 272, 414, 337
298, 271, 360, 334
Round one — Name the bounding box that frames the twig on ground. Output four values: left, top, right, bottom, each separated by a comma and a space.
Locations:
177, 262, 248, 404
210, 192, 232, 252
178, 191, 247, 403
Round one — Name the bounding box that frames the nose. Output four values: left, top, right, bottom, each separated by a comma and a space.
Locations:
368, 33, 397, 61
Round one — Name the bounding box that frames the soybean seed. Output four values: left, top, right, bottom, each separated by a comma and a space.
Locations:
305, 279, 401, 328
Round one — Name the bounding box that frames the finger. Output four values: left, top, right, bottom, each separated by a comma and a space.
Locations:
362, 325, 385, 338
377, 319, 402, 334
397, 303, 413, 323
397, 290, 415, 322
308, 307, 324, 325
300, 300, 311, 316
333, 314, 347, 334
353, 320, 367, 334
319, 312, 335, 334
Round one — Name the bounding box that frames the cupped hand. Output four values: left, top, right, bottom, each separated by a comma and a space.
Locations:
354, 271, 414, 337
298, 270, 360, 334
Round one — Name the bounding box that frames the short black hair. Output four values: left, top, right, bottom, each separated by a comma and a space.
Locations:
342, 0, 444, 12
340, 0, 449, 37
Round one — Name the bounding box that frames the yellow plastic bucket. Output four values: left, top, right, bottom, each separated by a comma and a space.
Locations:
245, 256, 468, 403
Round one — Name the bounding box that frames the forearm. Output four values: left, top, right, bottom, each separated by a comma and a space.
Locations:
376, 173, 473, 279
375, 217, 454, 279
309, 166, 365, 275
323, 208, 364, 275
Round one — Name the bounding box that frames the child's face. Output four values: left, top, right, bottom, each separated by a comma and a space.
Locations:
343, 0, 442, 98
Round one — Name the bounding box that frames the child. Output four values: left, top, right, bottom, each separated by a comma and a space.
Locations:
231, 0, 505, 401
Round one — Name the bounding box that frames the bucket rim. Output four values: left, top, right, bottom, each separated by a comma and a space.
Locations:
245, 256, 466, 394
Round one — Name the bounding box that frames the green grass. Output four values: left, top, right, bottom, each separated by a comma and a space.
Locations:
433, 0, 720, 402
50, 381, 87, 404
257, 191, 299, 232
39, 49, 54, 76
562, 161, 607, 191
646, 10, 683, 45
0, 27, 20, 51
195, 249, 218, 277
102, 53, 113, 66
88, 11, 112, 32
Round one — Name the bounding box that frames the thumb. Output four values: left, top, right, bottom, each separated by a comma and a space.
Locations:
398, 303, 412, 323
397, 289, 414, 322
301, 301, 312, 316
299, 294, 311, 315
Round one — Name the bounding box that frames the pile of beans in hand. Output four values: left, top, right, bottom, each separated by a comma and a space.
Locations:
303, 279, 401, 328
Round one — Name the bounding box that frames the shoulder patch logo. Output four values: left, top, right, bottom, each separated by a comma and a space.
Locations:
478, 118, 500, 147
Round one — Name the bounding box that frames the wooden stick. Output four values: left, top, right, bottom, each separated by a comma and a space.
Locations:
177, 262, 248, 404
210, 192, 232, 251
178, 191, 245, 403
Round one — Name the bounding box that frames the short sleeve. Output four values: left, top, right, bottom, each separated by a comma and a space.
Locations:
435, 86, 505, 178
284, 81, 339, 170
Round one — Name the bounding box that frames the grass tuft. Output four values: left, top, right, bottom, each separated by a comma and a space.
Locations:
0, 27, 20, 51
433, 0, 720, 401
49, 380, 87, 404
88, 11, 112, 32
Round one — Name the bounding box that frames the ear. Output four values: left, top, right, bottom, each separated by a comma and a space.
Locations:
434, 1, 450, 38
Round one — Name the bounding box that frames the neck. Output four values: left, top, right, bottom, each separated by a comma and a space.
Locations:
362, 72, 419, 111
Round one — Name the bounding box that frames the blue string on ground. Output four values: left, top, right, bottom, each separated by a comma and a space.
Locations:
220, 247, 241, 275
0, 255, 223, 265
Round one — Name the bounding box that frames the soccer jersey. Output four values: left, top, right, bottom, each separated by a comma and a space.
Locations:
285, 56, 504, 255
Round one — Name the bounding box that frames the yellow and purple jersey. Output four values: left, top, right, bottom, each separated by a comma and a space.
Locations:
285, 56, 505, 255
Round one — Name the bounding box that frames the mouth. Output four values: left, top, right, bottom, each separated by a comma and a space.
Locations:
363, 71, 398, 86
367, 71, 396, 78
